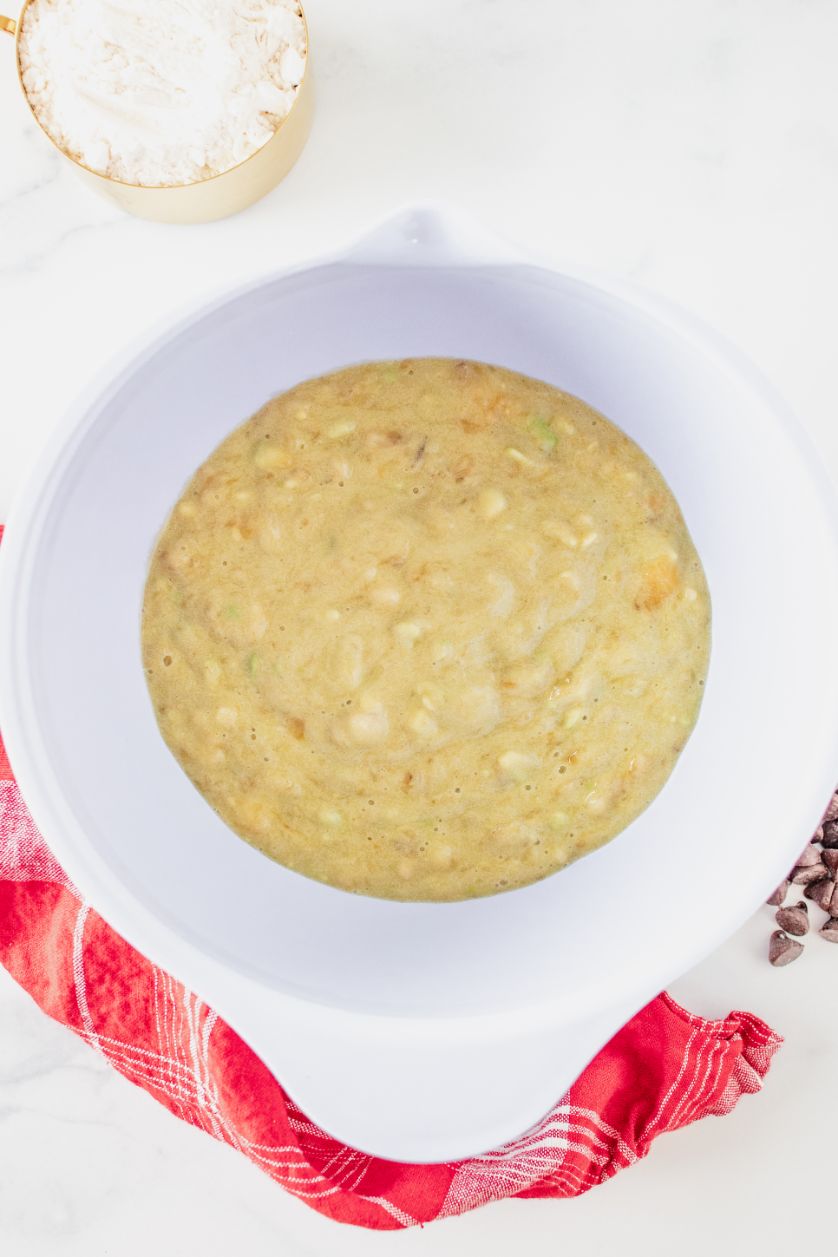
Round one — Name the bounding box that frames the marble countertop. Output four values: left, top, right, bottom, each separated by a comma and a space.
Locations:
1, 0, 837, 1251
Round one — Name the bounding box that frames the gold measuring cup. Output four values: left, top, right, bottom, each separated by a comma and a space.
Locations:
1, 0, 313, 223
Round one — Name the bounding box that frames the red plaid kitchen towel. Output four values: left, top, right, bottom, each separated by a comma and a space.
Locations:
0, 736, 784, 1227
0, 535, 782, 1230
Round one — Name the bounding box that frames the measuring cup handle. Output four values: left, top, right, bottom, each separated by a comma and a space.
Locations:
1, 16, 16, 35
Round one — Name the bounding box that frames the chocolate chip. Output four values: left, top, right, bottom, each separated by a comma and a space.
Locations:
821, 821, 838, 849
791, 861, 828, 885
822, 795, 838, 825
776, 901, 809, 936
769, 931, 804, 966
804, 878, 836, 912
767, 792, 838, 964
822, 848, 838, 876
795, 844, 821, 868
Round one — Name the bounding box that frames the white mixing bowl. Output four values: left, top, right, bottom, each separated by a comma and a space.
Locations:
2, 206, 838, 1162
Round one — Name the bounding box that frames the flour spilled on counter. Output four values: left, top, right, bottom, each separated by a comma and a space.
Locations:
18, 0, 307, 187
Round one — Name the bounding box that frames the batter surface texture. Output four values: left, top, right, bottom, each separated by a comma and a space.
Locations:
142, 359, 710, 900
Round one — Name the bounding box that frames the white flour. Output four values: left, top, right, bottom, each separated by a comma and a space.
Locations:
18, 0, 307, 187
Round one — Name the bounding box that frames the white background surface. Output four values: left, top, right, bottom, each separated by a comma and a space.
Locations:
1, 0, 837, 1251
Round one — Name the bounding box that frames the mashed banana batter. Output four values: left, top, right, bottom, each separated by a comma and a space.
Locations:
142, 359, 710, 900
